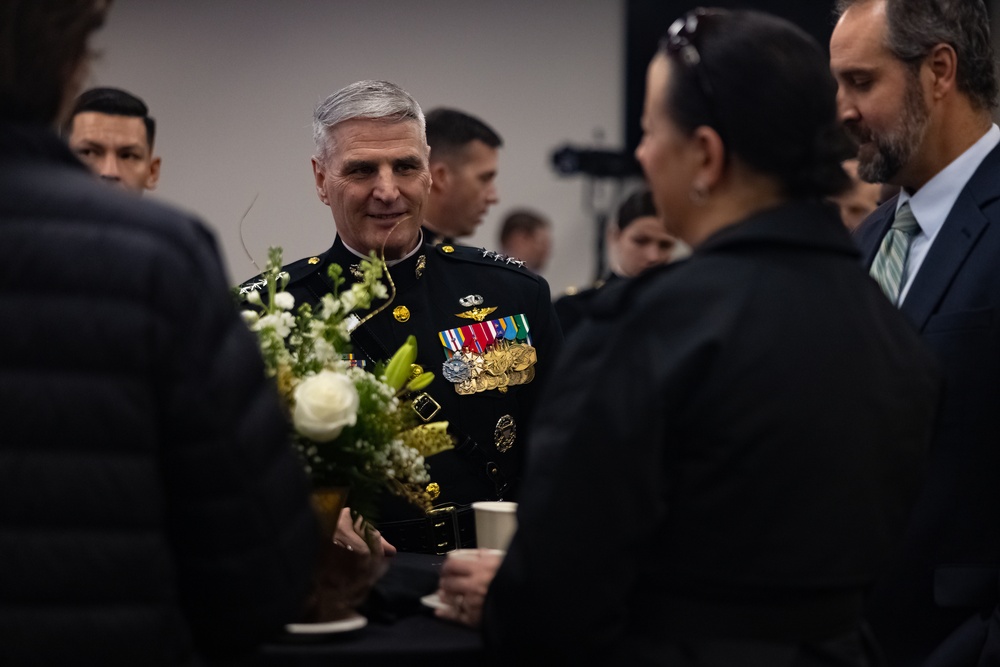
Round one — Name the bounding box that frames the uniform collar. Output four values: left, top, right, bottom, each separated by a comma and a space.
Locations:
322, 235, 429, 298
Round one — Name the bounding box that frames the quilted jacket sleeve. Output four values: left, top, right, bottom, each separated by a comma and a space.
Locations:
151, 221, 318, 658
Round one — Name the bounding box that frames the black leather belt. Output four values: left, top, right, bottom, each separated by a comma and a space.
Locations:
377, 504, 476, 555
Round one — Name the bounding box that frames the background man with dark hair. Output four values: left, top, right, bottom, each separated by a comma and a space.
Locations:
65, 86, 161, 193
831, 0, 1000, 663
498, 208, 552, 273
0, 1, 317, 664
422, 107, 502, 245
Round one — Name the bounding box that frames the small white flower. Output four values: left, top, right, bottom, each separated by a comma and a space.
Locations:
274, 292, 295, 311
257, 312, 295, 338
246, 290, 263, 306
240, 310, 259, 325
292, 370, 359, 442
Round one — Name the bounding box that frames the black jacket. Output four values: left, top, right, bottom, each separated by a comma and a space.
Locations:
0, 122, 318, 666
484, 201, 941, 665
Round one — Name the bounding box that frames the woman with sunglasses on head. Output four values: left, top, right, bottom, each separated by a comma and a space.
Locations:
435, 8, 940, 666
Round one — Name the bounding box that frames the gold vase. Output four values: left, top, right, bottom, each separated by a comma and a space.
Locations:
311, 486, 350, 538
306, 486, 382, 623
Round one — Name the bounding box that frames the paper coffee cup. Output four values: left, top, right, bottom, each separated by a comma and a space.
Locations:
472, 501, 518, 551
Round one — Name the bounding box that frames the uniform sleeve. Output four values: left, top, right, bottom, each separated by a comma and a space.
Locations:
482, 282, 716, 663
153, 221, 318, 658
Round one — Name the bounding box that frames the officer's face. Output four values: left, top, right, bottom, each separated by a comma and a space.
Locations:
312, 118, 431, 260
68, 111, 160, 194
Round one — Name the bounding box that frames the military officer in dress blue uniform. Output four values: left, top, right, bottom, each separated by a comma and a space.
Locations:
240, 80, 562, 554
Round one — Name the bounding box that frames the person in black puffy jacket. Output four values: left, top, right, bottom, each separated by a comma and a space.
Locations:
0, 1, 318, 665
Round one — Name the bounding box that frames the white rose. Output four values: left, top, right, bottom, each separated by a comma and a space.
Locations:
274, 291, 295, 311
292, 370, 359, 442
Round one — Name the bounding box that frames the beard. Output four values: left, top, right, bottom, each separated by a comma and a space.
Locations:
850, 74, 930, 184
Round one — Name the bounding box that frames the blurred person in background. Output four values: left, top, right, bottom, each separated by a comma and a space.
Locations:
422, 108, 502, 245
554, 186, 687, 335
498, 208, 553, 273
64, 86, 161, 194
831, 158, 883, 231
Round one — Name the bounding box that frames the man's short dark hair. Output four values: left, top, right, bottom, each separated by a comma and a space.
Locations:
836, 0, 998, 111
425, 108, 502, 162
500, 209, 549, 245
0, 0, 110, 125
64, 86, 156, 147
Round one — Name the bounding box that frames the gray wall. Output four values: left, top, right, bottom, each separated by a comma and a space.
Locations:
88, 0, 627, 295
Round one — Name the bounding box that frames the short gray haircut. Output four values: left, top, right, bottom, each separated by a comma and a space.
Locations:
312, 80, 426, 162
836, 0, 998, 110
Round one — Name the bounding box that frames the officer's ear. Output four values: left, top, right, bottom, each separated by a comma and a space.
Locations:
312, 156, 330, 206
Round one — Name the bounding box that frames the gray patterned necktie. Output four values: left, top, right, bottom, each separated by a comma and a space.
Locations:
870, 202, 920, 304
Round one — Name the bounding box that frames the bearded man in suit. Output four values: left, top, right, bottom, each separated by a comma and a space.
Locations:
831, 1, 1000, 664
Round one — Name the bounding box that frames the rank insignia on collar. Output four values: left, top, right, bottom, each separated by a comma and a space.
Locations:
416, 255, 426, 279
349, 264, 364, 279
455, 307, 498, 322
307, 257, 321, 265
238, 277, 267, 295
459, 294, 484, 307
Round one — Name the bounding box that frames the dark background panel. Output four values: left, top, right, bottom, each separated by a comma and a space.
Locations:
624, 0, 839, 164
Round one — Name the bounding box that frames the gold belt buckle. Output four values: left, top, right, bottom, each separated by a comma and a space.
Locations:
426, 504, 461, 553
412, 392, 442, 422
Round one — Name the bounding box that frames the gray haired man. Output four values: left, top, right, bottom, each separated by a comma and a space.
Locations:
241, 81, 562, 554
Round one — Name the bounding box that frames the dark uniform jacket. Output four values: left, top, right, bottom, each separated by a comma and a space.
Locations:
554, 273, 623, 338
854, 142, 1000, 667
0, 121, 318, 667
247, 236, 562, 537
484, 201, 941, 666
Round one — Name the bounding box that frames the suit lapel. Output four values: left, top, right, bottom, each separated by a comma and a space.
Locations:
898, 144, 1000, 330
900, 194, 989, 330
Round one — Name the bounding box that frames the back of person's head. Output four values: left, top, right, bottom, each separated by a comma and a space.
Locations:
64, 86, 156, 147
836, 0, 997, 111
313, 80, 424, 163
662, 7, 852, 199
0, 0, 111, 126
425, 108, 502, 162
616, 188, 658, 230
500, 209, 550, 246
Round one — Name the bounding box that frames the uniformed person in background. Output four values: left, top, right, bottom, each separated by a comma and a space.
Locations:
554, 186, 688, 337
242, 80, 562, 554
422, 107, 503, 246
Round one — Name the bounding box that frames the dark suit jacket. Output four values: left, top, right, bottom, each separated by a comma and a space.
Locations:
484, 201, 940, 665
855, 143, 1000, 666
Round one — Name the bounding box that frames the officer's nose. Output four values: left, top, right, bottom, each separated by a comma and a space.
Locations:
372, 167, 399, 203
486, 183, 499, 206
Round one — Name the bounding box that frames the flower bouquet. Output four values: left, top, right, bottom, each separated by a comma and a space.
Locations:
240, 247, 453, 525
